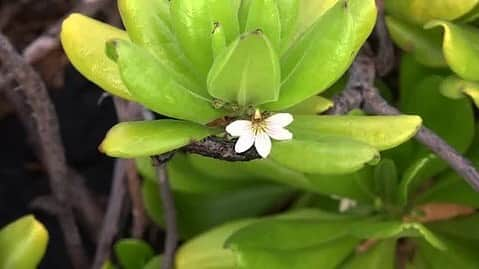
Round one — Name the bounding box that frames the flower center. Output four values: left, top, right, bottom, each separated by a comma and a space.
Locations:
251, 109, 267, 135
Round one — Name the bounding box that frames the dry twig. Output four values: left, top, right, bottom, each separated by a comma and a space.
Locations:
0, 33, 88, 269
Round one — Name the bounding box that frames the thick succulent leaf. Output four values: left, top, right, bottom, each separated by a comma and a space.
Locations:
211, 23, 227, 58
400, 75, 474, 177
265, 0, 377, 110
167, 153, 252, 193
207, 31, 280, 106
440, 75, 479, 107
232, 238, 359, 269
170, 0, 239, 79
289, 115, 422, 151
143, 256, 163, 269
170, 0, 212, 78
187, 153, 375, 200
0, 215, 48, 269
118, 0, 202, 94
284, 96, 333, 115
176, 220, 255, 269
99, 120, 218, 158
60, 14, 132, 100
385, 0, 479, 25
114, 239, 154, 269
108, 40, 225, 123
226, 218, 363, 250
243, 0, 281, 50
270, 138, 380, 175
306, 168, 375, 202
349, 221, 446, 250
276, 0, 299, 52
207, 0, 240, 44
415, 238, 479, 268
340, 240, 396, 269
374, 159, 398, 205
425, 20, 479, 81
385, 16, 446, 67
142, 179, 292, 238
397, 155, 438, 207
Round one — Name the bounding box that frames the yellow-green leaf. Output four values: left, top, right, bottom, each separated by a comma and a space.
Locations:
0, 215, 48, 269
425, 20, 479, 81
61, 14, 132, 100
100, 120, 218, 158
289, 115, 422, 151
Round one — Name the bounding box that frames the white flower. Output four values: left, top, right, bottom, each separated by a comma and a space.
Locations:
225, 110, 294, 158
339, 198, 358, 213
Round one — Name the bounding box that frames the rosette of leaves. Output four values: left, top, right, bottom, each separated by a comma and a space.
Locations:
385, 0, 479, 107
0, 215, 48, 269
61, 0, 423, 176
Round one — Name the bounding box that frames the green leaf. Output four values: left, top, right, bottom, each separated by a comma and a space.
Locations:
226, 218, 363, 250
400, 75, 475, 176
265, 0, 377, 110
176, 220, 255, 269
142, 177, 292, 238
440, 75, 479, 108
397, 155, 438, 207
385, 16, 446, 67
114, 239, 155, 269
415, 237, 479, 268
143, 256, 163, 269
60, 14, 132, 100
276, 0, 299, 52
207, 31, 281, 106
170, 0, 239, 79
118, 0, 202, 94
427, 214, 479, 241
284, 96, 333, 115
289, 115, 422, 151
167, 153, 250, 193
374, 159, 398, 205
340, 240, 396, 269
425, 20, 479, 81
100, 120, 217, 158
211, 23, 227, 59
349, 221, 446, 250
0, 215, 48, 269
232, 238, 359, 269
108, 40, 225, 123
270, 138, 380, 175
243, 0, 281, 50
416, 171, 479, 207
385, 0, 479, 25
170, 0, 212, 79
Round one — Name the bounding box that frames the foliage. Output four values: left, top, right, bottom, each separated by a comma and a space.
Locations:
56, 0, 479, 268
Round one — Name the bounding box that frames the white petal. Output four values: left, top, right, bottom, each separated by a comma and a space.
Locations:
339, 198, 357, 212
266, 127, 293, 140
226, 120, 252, 137
235, 133, 255, 153
254, 132, 272, 158
265, 113, 294, 128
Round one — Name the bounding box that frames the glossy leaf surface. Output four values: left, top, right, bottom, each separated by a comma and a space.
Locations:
61, 14, 132, 100
289, 115, 422, 151
114, 239, 154, 269
265, 0, 377, 110
100, 120, 217, 158
207, 31, 280, 106
0, 215, 48, 269
426, 20, 479, 81
270, 138, 380, 175
109, 40, 225, 123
